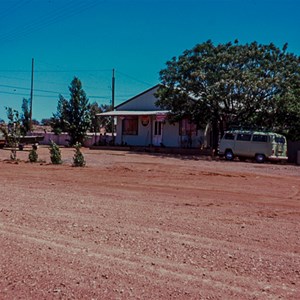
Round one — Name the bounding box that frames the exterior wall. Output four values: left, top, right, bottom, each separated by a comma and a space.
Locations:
116, 86, 159, 111
175, 128, 206, 149
35, 126, 207, 150
115, 119, 122, 145
162, 122, 180, 147
115, 116, 152, 146
114, 116, 207, 148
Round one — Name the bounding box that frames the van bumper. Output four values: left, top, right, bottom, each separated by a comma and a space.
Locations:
268, 155, 288, 161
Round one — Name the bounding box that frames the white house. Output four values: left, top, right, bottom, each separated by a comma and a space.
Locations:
98, 85, 210, 148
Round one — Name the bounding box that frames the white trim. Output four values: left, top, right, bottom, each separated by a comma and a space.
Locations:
97, 110, 169, 116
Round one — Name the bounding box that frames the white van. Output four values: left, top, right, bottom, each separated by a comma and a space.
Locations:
219, 130, 288, 163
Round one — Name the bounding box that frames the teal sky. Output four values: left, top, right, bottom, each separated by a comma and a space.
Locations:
0, 0, 299, 121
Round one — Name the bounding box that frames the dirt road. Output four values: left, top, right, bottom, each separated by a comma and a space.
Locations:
0, 146, 299, 299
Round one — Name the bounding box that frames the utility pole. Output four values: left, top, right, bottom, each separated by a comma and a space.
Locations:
29, 58, 34, 131
111, 68, 115, 144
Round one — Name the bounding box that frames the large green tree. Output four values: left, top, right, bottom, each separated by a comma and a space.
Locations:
156, 40, 300, 147
21, 98, 30, 135
51, 77, 91, 145
51, 95, 69, 135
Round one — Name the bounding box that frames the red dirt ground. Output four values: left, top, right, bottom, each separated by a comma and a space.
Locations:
0, 146, 299, 299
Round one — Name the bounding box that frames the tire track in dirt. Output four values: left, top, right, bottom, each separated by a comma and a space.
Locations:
1, 222, 298, 299
1, 148, 299, 299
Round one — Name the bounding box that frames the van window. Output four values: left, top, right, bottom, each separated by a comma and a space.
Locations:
237, 133, 251, 141
224, 133, 235, 140
275, 136, 285, 144
253, 134, 268, 142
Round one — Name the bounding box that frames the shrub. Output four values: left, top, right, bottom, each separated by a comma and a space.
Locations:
28, 145, 38, 162
49, 140, 62, 164
72, 142, 85, 167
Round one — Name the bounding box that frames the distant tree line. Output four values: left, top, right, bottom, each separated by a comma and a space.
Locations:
1, 77, 112, 147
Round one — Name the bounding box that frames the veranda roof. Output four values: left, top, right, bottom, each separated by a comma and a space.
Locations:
97, 110, 169, 116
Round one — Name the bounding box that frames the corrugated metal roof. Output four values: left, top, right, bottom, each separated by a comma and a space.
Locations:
97, 110, 169, 116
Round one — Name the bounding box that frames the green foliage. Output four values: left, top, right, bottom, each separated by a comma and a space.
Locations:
28, 145, 38, 163
49, 140, 62, 164
51, 77, 91, 145
31, 119, 40, 126
157, 40, 300, 144
72, 142, 86, 167
41, 118, 52, 126
5, 107, 21, 160
89, 102, 112, 132
21, 98, 31, 135
50, 95, 69, 135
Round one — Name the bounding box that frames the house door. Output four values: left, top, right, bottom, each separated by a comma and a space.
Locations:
153, 121, 163, 146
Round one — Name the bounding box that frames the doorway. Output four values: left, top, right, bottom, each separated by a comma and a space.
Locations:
153, 121, 163, 146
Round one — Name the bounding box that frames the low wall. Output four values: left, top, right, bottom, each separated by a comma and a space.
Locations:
41, 133, 69, 146
37, 132, 107, 148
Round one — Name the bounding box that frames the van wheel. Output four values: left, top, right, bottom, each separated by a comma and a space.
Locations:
255, 154, 265, 163
225, 150, 234, 161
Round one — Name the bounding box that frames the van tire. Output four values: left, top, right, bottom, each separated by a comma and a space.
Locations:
225, 150, 234, 161
255, 154, 265, 163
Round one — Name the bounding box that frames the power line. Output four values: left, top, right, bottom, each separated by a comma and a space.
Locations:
116, 70, 155, 87
0, 68, 111, 73
0, 84, 58, 94
0, 84, 30, 91
0, 68, 156, 91
0, 90, 28, 97
0, 70, 112, 91
0, 66, 155, 103
0, 90, 133, 101
0, 0, 31, 21
1, 1, 99, 41
0, 81, 111, 96
0, 0, 101, 44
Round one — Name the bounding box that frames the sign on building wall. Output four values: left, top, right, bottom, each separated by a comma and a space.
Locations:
156, 114, 166, 122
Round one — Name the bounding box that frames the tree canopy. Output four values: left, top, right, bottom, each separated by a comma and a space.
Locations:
89, 102, 112, 133
156, 40, 300, 144
21, 98, 30, 135
51, 77, 91, 145
3, 107, 21, 160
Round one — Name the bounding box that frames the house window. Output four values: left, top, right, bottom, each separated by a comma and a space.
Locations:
122, 116, 138, 135
179, 119, 197, 136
